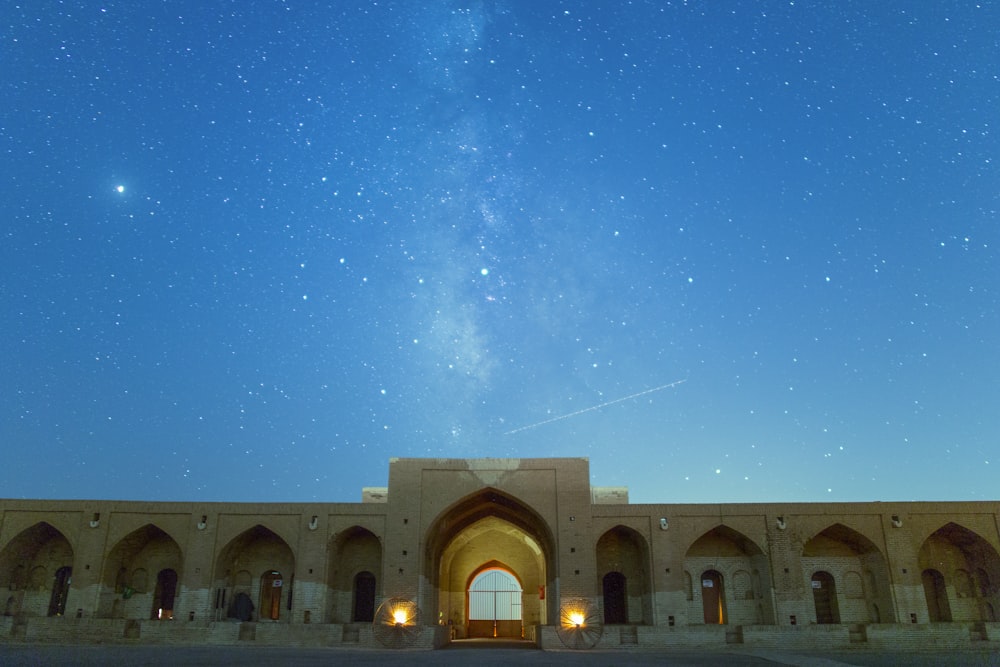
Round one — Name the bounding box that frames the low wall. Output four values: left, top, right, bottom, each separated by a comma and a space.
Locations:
564, 622, 999, 651
3, 617, 998, 651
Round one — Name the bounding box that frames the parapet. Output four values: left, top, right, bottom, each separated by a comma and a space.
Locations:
591, 486, 629, 504
362, 487, 388, 503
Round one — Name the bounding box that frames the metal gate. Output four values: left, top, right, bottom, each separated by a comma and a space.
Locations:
468, 569, 522, 638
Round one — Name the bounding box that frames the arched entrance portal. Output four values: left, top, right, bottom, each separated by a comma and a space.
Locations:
468, 567, 523, 638
424, 488, 556, 639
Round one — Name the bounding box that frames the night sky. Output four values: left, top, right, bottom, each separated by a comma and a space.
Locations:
3, 2, 997, 504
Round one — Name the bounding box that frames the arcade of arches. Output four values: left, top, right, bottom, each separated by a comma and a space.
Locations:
1, 458, 998, 648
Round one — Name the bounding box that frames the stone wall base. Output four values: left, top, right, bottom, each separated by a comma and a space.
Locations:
2, 617, 997, 651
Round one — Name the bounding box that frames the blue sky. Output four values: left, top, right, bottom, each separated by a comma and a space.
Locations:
2, 1, 997, 503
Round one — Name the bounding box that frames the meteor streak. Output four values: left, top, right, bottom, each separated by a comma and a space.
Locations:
504, 379, 686, 435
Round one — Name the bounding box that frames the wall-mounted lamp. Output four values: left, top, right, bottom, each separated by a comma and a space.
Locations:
308, 515, 319, 531
197, 515, 207, 530
891, 515, 903, 528
775, 516, 787, 530
89, 512, 101, 529
659, 517, 669, 531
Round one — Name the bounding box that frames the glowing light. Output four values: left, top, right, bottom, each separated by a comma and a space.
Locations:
568, 611, 585, 628
393, 609, 408, 625
115, 185, 125, 193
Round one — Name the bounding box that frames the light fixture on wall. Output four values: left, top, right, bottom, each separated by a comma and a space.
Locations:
775, 516, 787, 530
308, 515, 319, 531
659, 517, 669, 530
891, 515, 903, 528
89, 512, 100, 528
197, 515, 207, 530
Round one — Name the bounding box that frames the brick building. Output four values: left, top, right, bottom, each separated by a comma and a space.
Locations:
1, 457, 998, 650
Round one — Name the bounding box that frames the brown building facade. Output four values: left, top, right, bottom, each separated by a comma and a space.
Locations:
1, 457, 998, 650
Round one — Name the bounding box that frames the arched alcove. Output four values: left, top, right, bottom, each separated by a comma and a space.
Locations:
97, 524, 182, 619
213, 525, 295, 622
327, 526, 382, 623
0, 522, 74, 618
918, 523, 1000, 622
424, 488, 556, 634
596, 525, 652, 624
801, 523, 894, 624
683, 525, 773, 625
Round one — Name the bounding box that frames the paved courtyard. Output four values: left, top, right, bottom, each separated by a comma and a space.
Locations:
1, 644, 998, 667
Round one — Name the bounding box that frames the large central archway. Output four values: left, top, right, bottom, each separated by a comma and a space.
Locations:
423, 488, 557, 638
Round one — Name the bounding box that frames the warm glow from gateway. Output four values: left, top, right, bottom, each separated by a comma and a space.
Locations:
393, 609, 409, 625
568, 612, 585, 628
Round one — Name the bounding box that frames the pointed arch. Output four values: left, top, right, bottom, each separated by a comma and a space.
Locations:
466, 559, 524, 589
801, 523, 894, 624
98, 523, 182, 619
425, 487, 556, 632
596, 525, 652, 624
327, 526, 382, 623
918, 523, 1000, 622
0, 522, 74, 618
684, 525, 773, 625
213, 524, 295, 622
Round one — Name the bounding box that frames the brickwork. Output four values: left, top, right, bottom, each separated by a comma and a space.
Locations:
1, 457, 998, 651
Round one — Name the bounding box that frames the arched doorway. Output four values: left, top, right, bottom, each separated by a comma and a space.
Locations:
701, 570, 726, 624
212, 525, 294, 623
48, 566, 72, 617
424, 488, 556, 634
684, 525, 773, 625
603, 572, 627, 624
0, 522, 74, 618
152, 568, 178, 620
99, 524, 183, 619
811, 571, 839, 624
327, 526, 381, 623
260, 570, 284, 621
918, 523, 1000, 623
596, 525, 652, 624
353, 571, 376, 622
801, 523, 894, 623
922, 569, 951, 622
468, 567, 522, 638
